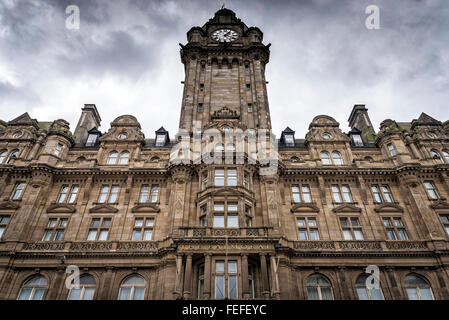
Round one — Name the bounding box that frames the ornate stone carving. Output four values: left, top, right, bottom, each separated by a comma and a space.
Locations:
294, 241, 335, 250
374, 203, 404, 213
332, 204, 362, 213
70, 242, 113, 251
23, 242, 65, 251
211, 106, 240, 120
212, 228, 241, 236
0, 201, 20, 210
130, 203, 160, 213
116, 241, 158, 251
385, 241, 428, 251
338, 241, 382, 251
47, 203, 76, 213
291, 203, 320, 213
89, 204, 119, 213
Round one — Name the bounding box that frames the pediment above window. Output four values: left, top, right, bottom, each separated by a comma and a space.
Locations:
291, 203, 320, 213
47, 204, 76, 213
374, 203, 404, 213
89, 204, 118, 213
0, 201, 20, 210
210, 187, 245, 197
430, 200, 449, 210
131, 203, 160, 213
332, 204, 362, 213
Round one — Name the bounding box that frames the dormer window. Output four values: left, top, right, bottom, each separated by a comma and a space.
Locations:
387, 143, 397, 156
281, 127, 295, 147
54, 143, 63, 157
352, 134, 363, 146
86, 134, 97, 146
154, 127, 169, 147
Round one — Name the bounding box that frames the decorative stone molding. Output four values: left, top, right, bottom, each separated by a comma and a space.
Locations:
46, 203, 76, 213
332, 204, 362, 213
70, 242, 113, 251
169, 165, 193, 184
374, 203, 404, 213
130, 203, 160, 213
89, 204, 118, 213
0, 201, 20, 210
116, 241, 158, 251
338, 241, 382, 251
430, 200, 449, 210
385, 241, 428, 251
294, 241, 335, 250
212, 228, 241, 236
291, 203, 320, 213
23, 242, 65, 251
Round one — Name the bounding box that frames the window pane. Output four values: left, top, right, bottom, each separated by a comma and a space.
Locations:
227, 169, 237, 186
68, 288, 81, 300
406, 288, 419, 300
229, 276, 237, 298
214, 203, 224, 211
302, 185, 311, 202
299, 229, 308, 240
132, 230, 141, 241
145, 219, 154, 227
308, 218, 317, 227
310, 230, 320, 240
18, 288, 32, 300
343, 230, 352, 240
357, 287, 369, 300
350, 218, 359, 226
143, 230, 152, 240
332, 186, 342, 202
386, 230, 396, 240
354, 230, 364, 240
420, 288, 433, 300
370, 288, 384, 300
32, 288, 45, 300
48, 219, 57, 228
297, 218, 306, 227
340, 218, 348, 227
139, 185, 149, 203
83, 288, 95, 300
216, 261, 224, 273
109, 186, 119, 203
213, 215, 224, 227
215, 276, 225, 299
393, 218, 403, 227
119, 287, 131, 300
214, 169, 225, 186
307, 287, 319, 300
227, 215, 238, 228
150, 186, 159, 203
383, 218, 391, 227
133, 287, 145, 300
134, 219, 143, 227
227, 203, 238, 211
398, 229, 408, 240
87, 230, 97, 241
98, 230, 108, 241
0, 226, 5, 238
102, 219, 111, 227
321, 287, 333, 300
228, 261, 237, 273
54, 230, 64, 241
342, 185, 352, 202
98, 186, 109, 203
59, 219, 68, 228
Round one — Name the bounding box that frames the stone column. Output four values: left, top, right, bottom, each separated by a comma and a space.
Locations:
183, 254, 193, 299
260, 254, 270, 299
173, 254, 184, 299
204, 254, 212, 299
260, 174, 281, 233
99, 267, 114, 300
241, 254, 249, 299
270, 255, 280, 299
169, 166, 193, 234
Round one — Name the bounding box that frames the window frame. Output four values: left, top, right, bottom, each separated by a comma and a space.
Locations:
213, 201, 239, 228
291, 184, 312, 203
331, 184, 353, 203
87, 217, 112, 241
297, 217, 319, 240
0, 215, 11, 239
339, 217, 364, 240
42, 217, 69, 242
423, 181, 439, 200
132, 217, 154, 241
11, 182, 26, 200
97, 184, 120, 204
382, 216, 408, 240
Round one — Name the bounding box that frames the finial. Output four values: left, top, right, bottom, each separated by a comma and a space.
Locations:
221, 3, 225, 9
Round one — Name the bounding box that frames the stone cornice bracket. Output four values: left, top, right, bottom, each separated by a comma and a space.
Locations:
260, 174, 279, 185
169, 165, 194, 184
30, 167, 53, 188
398, 171, 419, 188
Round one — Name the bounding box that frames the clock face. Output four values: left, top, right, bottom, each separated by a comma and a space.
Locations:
211, 29, 239, 42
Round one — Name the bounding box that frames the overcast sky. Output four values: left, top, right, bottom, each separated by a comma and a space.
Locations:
0, 0, 448, 139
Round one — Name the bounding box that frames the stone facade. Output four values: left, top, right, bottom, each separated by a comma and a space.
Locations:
1, 8, 449, 300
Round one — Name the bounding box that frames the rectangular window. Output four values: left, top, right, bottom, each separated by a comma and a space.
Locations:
215, 260, 238, 299
297, 217, 319, 240
150, 185, 159, 203
440, 215, 449, 236
200, 83, 204, 91
42, 217, 68, 241
11, 182, 26, 200
372, 185, 394, 203
139, 185, 149, 203
387, 143, 397, 156
200, 214, 207, 227
248, 265, 255, 298
86, 134, 97, 147
340, 217, 363, 240
424, 181, 439, 199
87, 217, 111, 241
227, 215, 239, 228
214, 169, 225, 186
108, 185, 119, 203
383, 217, 408, 240
215, 261, 225, 299
57, 185, 78, 204
198, 103, 203, 112
54, 143, 63, 157
201, 64, 205, 71
132, 217, 154, 240
98, 185, 109, 203
201, 172, 208, 190
228, 261, 238, 299
57, 185, 69, 203
291, 184, 312, 203
332, 185, 352, 203
292, 185, 301, 203
198, 263, 205, 299
155, 134, 166, 146
244, 172, 250, 189
245, 64, 249, 71
247, 103, 252, 113
0, 215, 11, 239
246, 84, 250, 91
352, 135, 364, 146
332, 185, 342, 203
213, 214, 225, 228
67, 186, 79, 203
227, 169, 237, 186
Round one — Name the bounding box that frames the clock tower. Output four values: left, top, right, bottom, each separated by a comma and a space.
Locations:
179, 8, 272, 132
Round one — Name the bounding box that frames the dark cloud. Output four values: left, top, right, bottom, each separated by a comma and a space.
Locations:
0, 0, 448, 138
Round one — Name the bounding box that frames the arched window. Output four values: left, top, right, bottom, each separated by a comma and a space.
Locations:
17, 275, 47, 300
0, 150, 7, 163
306, 274, 333, 300
118, 275, 146, 300
68, 274, 96, 300
6, 149, 19, 163
320, 151, 331, 165
215, 143, 224, 152
331, 151, 343, 165
442, 150, 449, 163
119, 151, 130, 165
431, 150, 442, 162
106, 151, 118, 164
404, 274, 434, 300
150, 156, 159, 163
355, 273, 384, 300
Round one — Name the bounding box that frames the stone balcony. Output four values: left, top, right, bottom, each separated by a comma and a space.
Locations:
179, 226, 273, 237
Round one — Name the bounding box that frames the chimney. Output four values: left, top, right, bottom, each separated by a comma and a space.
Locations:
73, 104, 101, 145
348, 104, 375, 141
